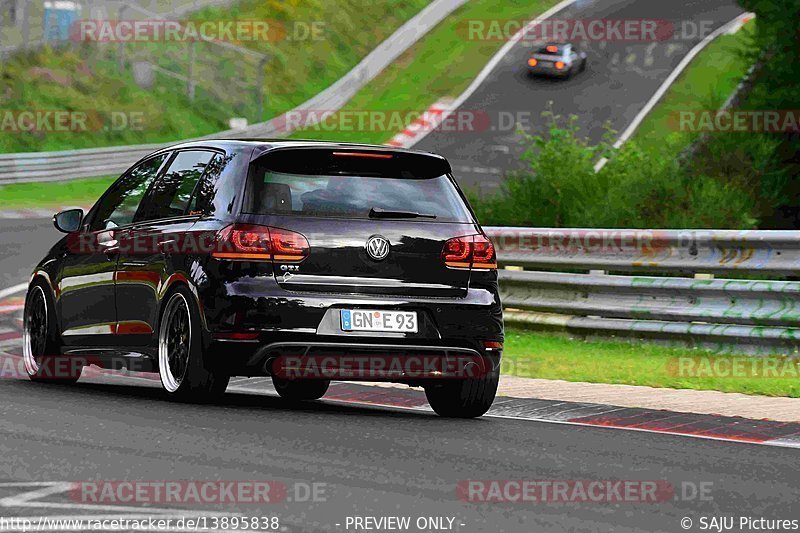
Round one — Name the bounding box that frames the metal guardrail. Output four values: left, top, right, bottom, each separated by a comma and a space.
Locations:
0, 144, 166, 184
486, 227, 800, 275
484, 227, 800, 354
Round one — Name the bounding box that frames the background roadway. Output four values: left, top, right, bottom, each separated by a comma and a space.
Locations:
413, 0, 744, 192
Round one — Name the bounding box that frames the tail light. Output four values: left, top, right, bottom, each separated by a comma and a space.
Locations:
270, 227, 310, 261
546, 45, 558, 53
441, 234, 497, 270
212, 224, 309, 262
528, 58, 538, 67
555, 61, 565, 70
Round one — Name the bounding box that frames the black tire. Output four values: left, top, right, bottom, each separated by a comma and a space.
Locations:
580, 59, 587, 72
424, 371, 500, 418
157, 286, 228, 401
23, 281, 82, 384
272, 377, 330, 401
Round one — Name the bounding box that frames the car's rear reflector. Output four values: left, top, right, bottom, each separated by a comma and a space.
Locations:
483, 340, 503, 350
332, 152, 394, 159
441, 234, 497, 270
212, 224, 309, 262
214, 332, 260, 341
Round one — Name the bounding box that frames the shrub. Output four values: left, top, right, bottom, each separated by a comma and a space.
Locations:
468, 113, 760, 229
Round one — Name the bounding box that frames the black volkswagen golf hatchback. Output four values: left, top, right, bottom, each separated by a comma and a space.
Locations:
23, 140, 504, 417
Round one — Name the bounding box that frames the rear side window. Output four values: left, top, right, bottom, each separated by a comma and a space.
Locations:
535, 44, 565, 55
137, 150, 215, 221
246, 171, 472, 222
187, 153, 227, 215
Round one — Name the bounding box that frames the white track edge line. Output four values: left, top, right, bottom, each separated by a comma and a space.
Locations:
0, 283, 28, 301
407, 0, 579, 149
593, 12, 755, 172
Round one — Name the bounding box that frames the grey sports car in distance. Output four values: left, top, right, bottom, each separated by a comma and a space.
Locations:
527, 43, 587, 78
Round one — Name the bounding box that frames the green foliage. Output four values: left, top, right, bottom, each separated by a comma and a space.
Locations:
737, 0, 800, 102
0, 0, 430, 153
690, 0, 800, 228
469, 113, 759, 229
0, 47, 232, 152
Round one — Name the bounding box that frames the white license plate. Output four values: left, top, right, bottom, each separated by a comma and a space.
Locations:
341, 310, 418, 333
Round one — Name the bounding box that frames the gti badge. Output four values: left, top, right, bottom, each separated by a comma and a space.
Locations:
366, 235, 390, 261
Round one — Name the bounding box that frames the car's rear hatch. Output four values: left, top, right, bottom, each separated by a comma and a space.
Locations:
241, 147, 481, 298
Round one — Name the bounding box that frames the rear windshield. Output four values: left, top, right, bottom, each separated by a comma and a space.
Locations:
244, 170, 473, 222
534, 45, 564, 55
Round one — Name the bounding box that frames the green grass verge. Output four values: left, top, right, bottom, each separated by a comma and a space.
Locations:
290, 0, 561, 143
631, 21, 755, 158
0, 176, 115, 210
502, 328, 800, 398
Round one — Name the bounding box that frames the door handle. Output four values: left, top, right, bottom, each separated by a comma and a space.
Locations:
99, 239, 119, 257
158, 239, 177, 254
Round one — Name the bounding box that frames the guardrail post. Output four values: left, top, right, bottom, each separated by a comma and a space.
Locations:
187, 41, 196, 101
255, 55, 269, 121
19, 0, 28, 48
0, 6, 5, 63
117, 5, 127, 73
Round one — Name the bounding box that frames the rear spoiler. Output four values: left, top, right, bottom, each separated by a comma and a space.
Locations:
251, 147, 452, 179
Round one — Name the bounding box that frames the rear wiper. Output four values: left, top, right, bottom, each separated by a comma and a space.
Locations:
369, 207, 437, 219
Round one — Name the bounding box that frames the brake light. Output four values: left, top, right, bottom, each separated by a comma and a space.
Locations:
332, 152, 393, 159
212, 224, 309, 262
472, 235, 496, 268
528, 58, 538, 67
555, 61, 565, 70
546, 45, 558, 53
442, 237, 471, 268
271, 227, 310, 261
441, 235, 497, 270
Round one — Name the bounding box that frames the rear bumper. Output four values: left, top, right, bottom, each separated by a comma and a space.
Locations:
200, 274, 503, 343
199, 275, 503, 380
222, 339, 502, 382
528, 66, 570, 77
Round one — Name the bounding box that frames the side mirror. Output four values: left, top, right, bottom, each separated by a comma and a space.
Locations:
53, 209, 84, 233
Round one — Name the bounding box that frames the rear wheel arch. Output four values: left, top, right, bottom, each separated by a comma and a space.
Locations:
157, 281, 208, 353
159, 273, 210, 334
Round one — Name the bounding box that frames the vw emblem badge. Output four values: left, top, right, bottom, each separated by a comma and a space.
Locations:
366, 235, 390, 261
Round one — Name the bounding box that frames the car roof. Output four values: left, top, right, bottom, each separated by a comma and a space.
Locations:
154, 138, 449, 163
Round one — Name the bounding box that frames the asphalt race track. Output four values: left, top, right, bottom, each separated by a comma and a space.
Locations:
413, 0, 745, 192
1, 1, 797, 531
0, 354, 798, 533
0, 220, 798, 532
